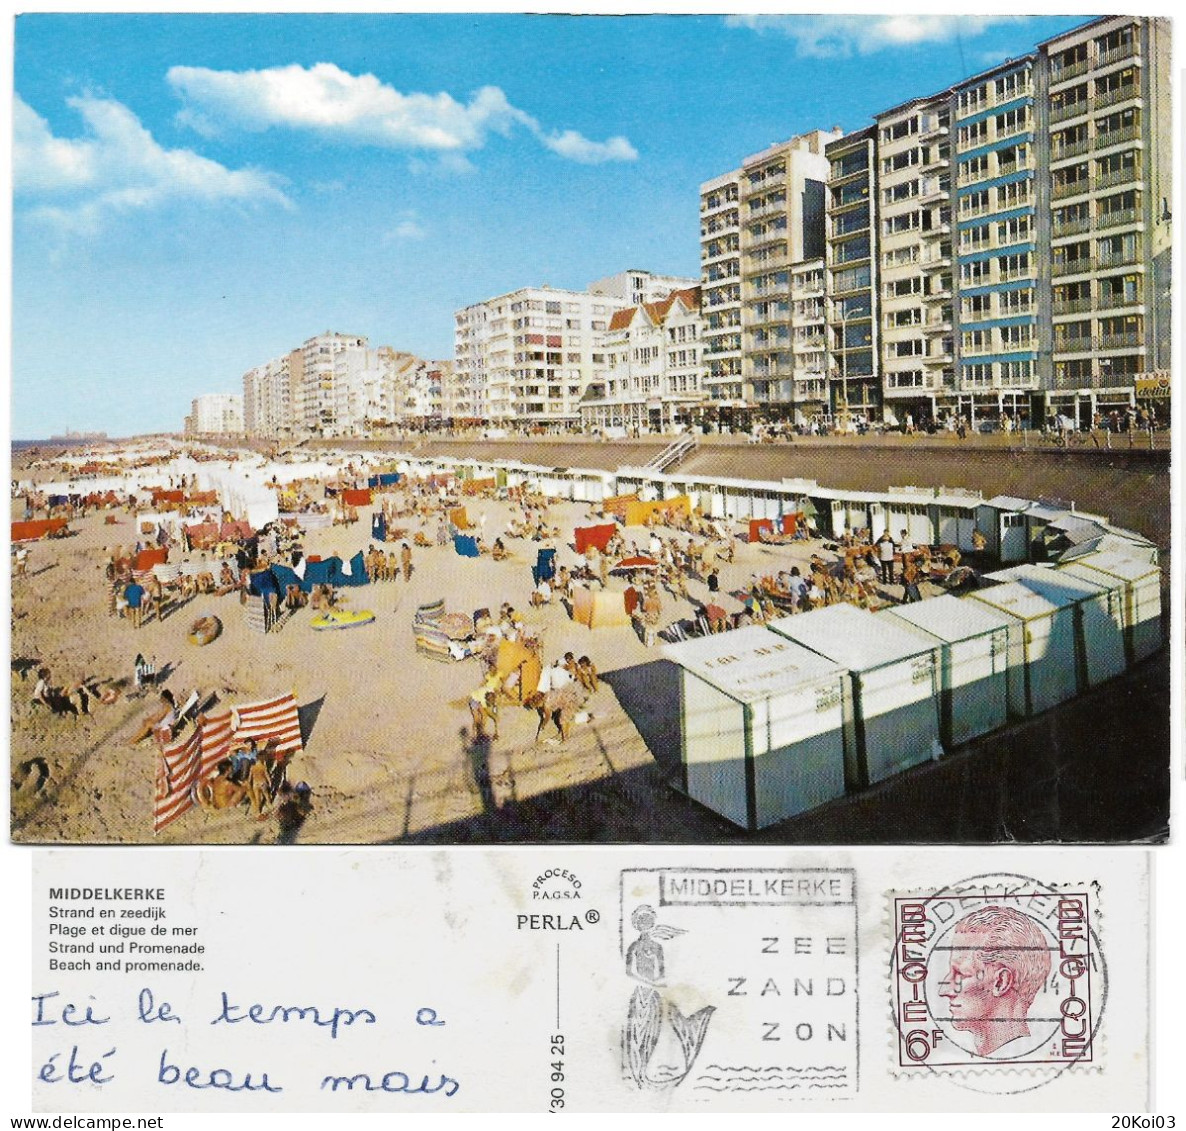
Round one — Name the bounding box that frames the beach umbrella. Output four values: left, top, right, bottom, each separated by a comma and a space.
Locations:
612, 555, 659, 573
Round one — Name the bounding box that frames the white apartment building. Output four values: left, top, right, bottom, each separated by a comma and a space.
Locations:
292, 332, 368, 435
701, 128, 841, 424
579, 288, 702, 432
185, 393, 244, 436
588, 269, 700, 308
243, 353, 296, 439
453, 286, 630, 426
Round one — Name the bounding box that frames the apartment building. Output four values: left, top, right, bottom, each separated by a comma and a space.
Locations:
588, 269, 699, 307
579, 288, 702, 432
1042, 15, 1172, 426
950, 57, 1040, 427
453, 286, 630, 427
243, 353, 296, 439
184, 393, 244, 436
816, 13, 1170, 428
701, 129, 840, 425
825, 127, 880, 422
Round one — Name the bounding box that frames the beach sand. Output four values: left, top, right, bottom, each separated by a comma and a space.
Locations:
10, 436, 1170, 846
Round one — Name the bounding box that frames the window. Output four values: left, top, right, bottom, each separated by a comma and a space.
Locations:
963, 363, 993, 387
895, 339, 924, 357
958, 85, 988, 115
888, 277, 922, 298
960, 260, 990, 285
892, 308, 922, 327
1000, 325, 1033, 350
883, 149, 921, 174
960, 223, 991, 251
963, 293, 991, 319
959, 119, 989, 147
960, 189, 990, 217
999, 252, 1031, 280
1000, 360, 1034, 384
996, 143, 1029, 174
962, 329, 989, 352
884, 180, 919, 204
995, 68, 1030, 101
995, 107, 1029, 138
997, 179, 1032, 208
885, 211, 921, 235
959, 155, 989, 184
997, 215, 1032, 245
885, 246, 920, 267
999, 287, 1034, 315
888, 370, 926, 389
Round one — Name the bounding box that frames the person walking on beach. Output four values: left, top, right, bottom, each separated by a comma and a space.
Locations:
401, 541, 413, 581
124, 578, 146, 629
876, 532, 896, 585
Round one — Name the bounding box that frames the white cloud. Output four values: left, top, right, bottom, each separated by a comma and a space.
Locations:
167, 62, 637, 166
725, 15, 1019, 59
540, 130, 638, 165
13, 93, 291, 233
383, 212, 426, 243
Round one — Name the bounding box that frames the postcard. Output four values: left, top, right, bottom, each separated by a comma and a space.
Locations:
24, 847, 1151, 1113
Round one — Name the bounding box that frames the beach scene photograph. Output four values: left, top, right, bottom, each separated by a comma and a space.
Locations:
10, 12, 1171, 845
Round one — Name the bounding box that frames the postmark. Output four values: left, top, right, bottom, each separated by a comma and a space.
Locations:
620, 867, 858, 1099
889, 872, 1106, 1094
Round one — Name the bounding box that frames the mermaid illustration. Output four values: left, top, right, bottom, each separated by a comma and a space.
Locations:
623, 904, 715, 1089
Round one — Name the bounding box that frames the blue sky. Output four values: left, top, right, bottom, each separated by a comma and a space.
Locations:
11, 12, 1092, 438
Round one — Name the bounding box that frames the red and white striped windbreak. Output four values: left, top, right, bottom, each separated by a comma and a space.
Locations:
152, 694, 301, 834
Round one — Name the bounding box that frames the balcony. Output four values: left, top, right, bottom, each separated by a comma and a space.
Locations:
1096, 125, 1142, 150
1096, 207, 1141, 230
1050, 57, 1091, 85
1053, 179, 1091, 201
924, 316, 952, 333
746, 198, 787, 221
920, 121, 950, 141
1096, 166, 1142, 190
1054, 216, 1092, 237
924, 350, 954, 365
1053, 297, 1094, 316
1095, 83, 1141, 110
1097, 249, 1140, 269
1054, 336, 1093, 354
1050, 100, 1090, 124
1052, 257, 1092, 277
1098, 41, 1140, 68
924, 286, 953, 302
1097, 332, 1145, 350
1097, 290, 1143, 310
1052, 138, 1092, 162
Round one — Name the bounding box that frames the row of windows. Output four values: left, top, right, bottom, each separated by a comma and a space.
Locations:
957, 107, 1031, 147
957, 68, 1033, 116
960, 215, 1033, 249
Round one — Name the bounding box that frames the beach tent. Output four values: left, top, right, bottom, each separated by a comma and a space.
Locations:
495, 639, 542, 703
883, 595, 1021, 745
532, 548, 557, 585
454, 535, 480, 558
11, 518, 68, 542
768, 604, 941, 789
338, 551, 370, 586
966, 580, 1080, 715
154, 692, 302, 834
663, 626, 849, 829
372, 513, 387, 543
449, 506, 472, 530
749, 518, 774, 542
1058, 552, 1162, 665
573, 524, 616, 555
886, 489, 937, 548
602, 493, 639, 520
571, 585, 632, 629
928, 493, 982, 551
340, 488, 372, 508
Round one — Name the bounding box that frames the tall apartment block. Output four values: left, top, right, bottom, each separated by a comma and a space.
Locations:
1043, 15, 1172, 425
700, 129, 841, 426
184, 393, 244, 436
819, 13, 1171, 428
453, 285, 632, 427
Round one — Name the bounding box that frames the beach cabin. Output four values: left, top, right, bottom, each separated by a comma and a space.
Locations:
928, 492, 982, 552
966, 581, 1080, 714
883, 595, 1020, 745
767, 605, 941, 789
975, 495, 1035, 564
1057, 553, 1162, 665
885, 488, 937, 548
812, 488, 889, 541
997, 563, 1127, 688
662, 626, 849, 829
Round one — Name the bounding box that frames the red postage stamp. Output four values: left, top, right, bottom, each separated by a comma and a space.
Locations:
891, 876, 1100, 1075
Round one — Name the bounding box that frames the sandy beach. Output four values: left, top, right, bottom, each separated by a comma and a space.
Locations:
10, 435, 1170, 846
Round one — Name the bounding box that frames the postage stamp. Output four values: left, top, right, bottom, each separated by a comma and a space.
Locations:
889, 872, 1105, 1090
619, 867, 858, 1099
